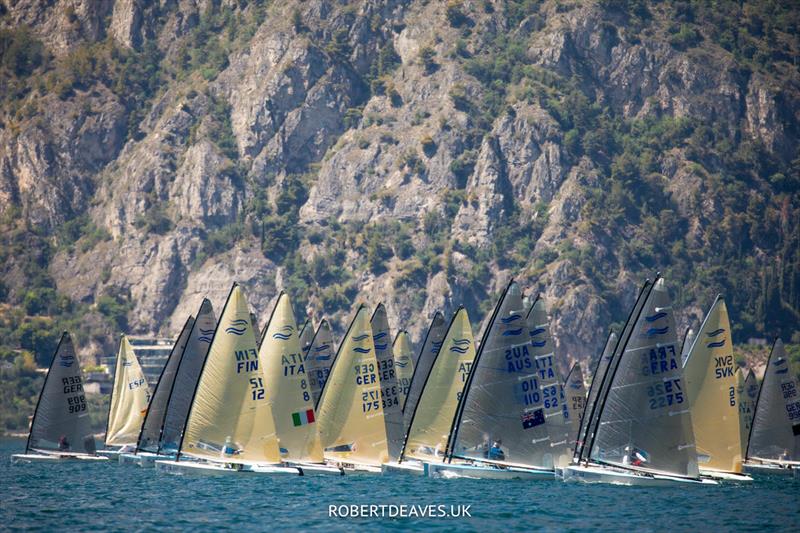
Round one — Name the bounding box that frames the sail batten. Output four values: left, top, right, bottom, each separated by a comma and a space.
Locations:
26, 333, 96, 455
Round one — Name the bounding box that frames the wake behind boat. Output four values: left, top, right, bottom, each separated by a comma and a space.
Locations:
12, 332, 107, 464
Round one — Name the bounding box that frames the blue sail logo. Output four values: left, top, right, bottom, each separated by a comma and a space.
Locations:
431, 341, 443, 353
707, 328, 725, 337
353, 347, 371, 354
706, 339, 726, 348
450, 338, 471, 354
500, 314, 522, 324
59, 353, 75, 368
198, 328, 215, 343
645, 312, 667, 322
272, 325, 294, 341
645, 326, 669, 337
314, 344, 330, 352
395, 360, 409, 368
502, 328, 523, 337
529, 327, 546, 337
225, 319, 248, 336
353, 334, 370, 342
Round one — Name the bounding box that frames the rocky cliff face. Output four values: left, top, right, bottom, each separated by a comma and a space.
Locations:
1, 0, 798, 367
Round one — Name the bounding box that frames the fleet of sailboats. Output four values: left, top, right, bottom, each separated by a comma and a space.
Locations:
12, 274, 799, 483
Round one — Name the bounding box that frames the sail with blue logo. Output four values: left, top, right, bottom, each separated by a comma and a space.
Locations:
747, 339, 800, 463
591, 277, 700, 478
446, 281, 557, 469
564, 362, 586, 449
574, 330, 617, 461
106, 335, 151, 447
316, 305, 388, 466
682, 295, 743, 473
402, 311, 447, 433
736, 368, 757, 460
158, 299, 216, 454
136, 315, 195, 454
392, 331, 415, 412
370, 304, 404, 461
258, 292, 323, 462
307, 319, 335, 408
402, 307, 476, 463
527, 295, 572, 467
26, 332, 97, 455
179, 283, 282, 465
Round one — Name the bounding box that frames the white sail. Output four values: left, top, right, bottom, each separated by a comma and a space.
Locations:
258, 292, 323, 462
180, 283, 282, 465
106, 335, 151, 447
370, 303, 404, 461
393, 331, 415, 410
564, 362, 586, 450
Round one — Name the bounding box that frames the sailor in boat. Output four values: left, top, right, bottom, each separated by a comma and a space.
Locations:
623, 445, 649, 467
434, 435, 449, 457
58, 435, 70, 451
487, 440, 506, 461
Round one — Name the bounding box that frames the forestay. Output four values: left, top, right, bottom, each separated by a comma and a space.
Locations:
136, 316, 194, 453
682, 296, 743, 473
106, 335, 151, 447
259, 292, 323, 462
393, 331, 415, 411
158, 299, 216, 454
591, 278, 699, 478
403, 307, 475, 463
307, 319, 335, 408
371, 304, 404, 461
180, 284, 282, 465
316, 306, 388, 466
747, 339, 800, 462
26, 332, 96, 455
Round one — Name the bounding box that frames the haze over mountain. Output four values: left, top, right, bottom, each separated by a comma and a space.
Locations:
1, 0, 798, 374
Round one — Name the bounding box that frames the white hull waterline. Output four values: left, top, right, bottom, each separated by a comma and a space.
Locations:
283, 461, 345, 476
698, 469, 753, 482
427, 462, 555, 480
563, 464, 717, 486
155, 459, 302, 476
381, 461, 426, 476
742, 462, 796, 476
11, 452, 108, 463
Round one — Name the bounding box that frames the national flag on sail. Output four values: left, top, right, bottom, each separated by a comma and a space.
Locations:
521, 409, 545, 429
292, 409, 315, 427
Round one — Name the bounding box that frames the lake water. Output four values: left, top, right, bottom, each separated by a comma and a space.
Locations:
1, 438, 797, 531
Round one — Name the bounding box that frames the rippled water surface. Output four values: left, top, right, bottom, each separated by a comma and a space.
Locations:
1, 438, 798, 531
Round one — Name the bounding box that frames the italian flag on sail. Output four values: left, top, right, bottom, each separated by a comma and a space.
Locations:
292, 409, 315, 427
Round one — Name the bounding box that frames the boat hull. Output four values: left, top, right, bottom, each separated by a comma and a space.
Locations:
743, 462, 796, 477
426, 462, 555, 480
11, 453, 108, 463
283, 462, 344, 476
699, 469, 753, 482
154, 459, 302, 476
119, 452, 166, 467
381, 461, 425, 476
96, 449, 130, 458
563, 464, 716, 486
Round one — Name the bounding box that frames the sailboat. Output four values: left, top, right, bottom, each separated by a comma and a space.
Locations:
401, 311, 447, 431
572, 330, 617, 462
99, 335, 151, 458
383, 307, 476, 476
12, 332, 107, 463
316, 305, 388, 473
564, 362, 586, 451
393, 330, 415, 409
564, 277, 716, 486
743, 339, 800, 476
155, 283, 301, 475
682, 295, 751, 481
736, 368, 757, 458
306, 319, 335, 407
527, 295, 572, 469
258, 292, 342, 475
429, 281, 557, 479
370, 303, 405, 461
120, 315, 195, 466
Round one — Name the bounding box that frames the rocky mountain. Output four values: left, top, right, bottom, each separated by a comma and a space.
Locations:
1, 0, 798, 374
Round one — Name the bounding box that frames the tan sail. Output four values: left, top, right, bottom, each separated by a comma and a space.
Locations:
181, 283, 281, 465
404, 307, 476, 462
393, 331, 415, 410
683, 296, 743, 473
736, 368, 757, 457
259, 292, 323, 462
106, 335, 151, 446
316, 305, 388, 466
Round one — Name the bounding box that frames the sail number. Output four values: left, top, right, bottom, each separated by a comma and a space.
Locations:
249, 377, 265, 401
647, 379, 684, 409
361, 390, 380, 412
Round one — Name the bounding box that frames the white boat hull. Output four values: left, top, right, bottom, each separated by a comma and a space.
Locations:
699, 469, 753, 482
563, 464, 717, 486
381, 461, 425, 476
743, 462, 796, 477
155, 459, 301, 476
119, 452, 166, 467
11, 453, 108, 463
96, 449, 130, 458
283, 462, 344, 476
426, 462, 555, 480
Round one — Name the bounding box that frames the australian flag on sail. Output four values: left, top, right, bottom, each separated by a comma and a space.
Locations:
521, 409, 545, 430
